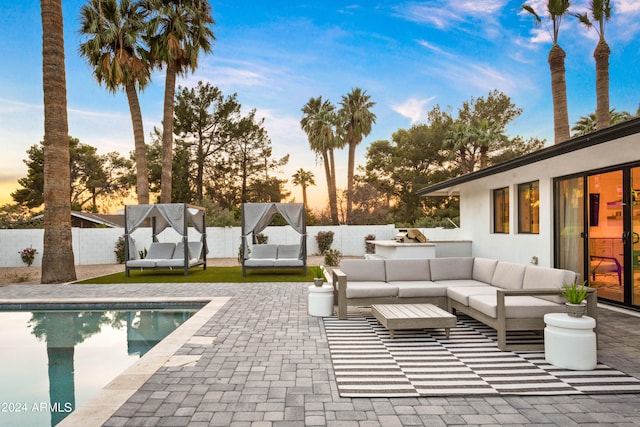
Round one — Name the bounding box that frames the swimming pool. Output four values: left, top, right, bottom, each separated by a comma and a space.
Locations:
0, 305, 202, 426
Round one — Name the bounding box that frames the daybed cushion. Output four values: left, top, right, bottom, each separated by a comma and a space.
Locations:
384, 259, 430, 281
251, 244, 278, 259
339, 259, 386, 282
156, 241, 203, 268
274, 258, 304, 267
277, 244, 301, 259
429, 257, 474, 281
468, 294, 566, 319
345, 282, 399, 299
127, 242, 176, 268
490, 261, 526, 290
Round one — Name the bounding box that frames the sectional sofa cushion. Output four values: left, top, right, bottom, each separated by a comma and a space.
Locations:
384, 259, 430, 281
472, 258, 499, 284
468, 294, 566, 319
522, 265, 578, 303
446, 286, 498, 306
429, 257, 474, 281
340, 259, 386, 282
345, 282, 399, 298
490, 261, 526, 290
393, 281, 446, 297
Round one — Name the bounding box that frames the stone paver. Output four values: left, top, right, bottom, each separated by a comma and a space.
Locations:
1, 281, 640, 426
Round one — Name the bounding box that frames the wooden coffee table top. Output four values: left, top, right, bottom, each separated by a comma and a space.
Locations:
371, 303, 457, 338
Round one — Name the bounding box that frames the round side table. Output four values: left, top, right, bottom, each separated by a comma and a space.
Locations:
544, 313, 596, 370
308, 285, 334, 317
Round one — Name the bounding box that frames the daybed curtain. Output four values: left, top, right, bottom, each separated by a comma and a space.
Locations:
241, 203, 306, 259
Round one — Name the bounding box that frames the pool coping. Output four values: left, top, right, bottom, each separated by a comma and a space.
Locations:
2, 297, 230, 427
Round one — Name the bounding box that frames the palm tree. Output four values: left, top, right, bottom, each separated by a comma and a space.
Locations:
301, 97, 341, 224
291, 168, 315, 209
338, 88, 376, 224
146, 0, 215, 203
574, 0, 612, 131
523, 1, 571, 144
572, 109, 634, 136
79, 0, 151, 204
40, 0, 76, 283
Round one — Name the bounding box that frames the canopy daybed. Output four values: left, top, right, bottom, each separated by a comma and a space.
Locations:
124, 203, 207, 276
241, 203, 307, 276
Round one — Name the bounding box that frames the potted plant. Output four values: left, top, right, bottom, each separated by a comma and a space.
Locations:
313, 266, 325, 287
561, 281, 590, 317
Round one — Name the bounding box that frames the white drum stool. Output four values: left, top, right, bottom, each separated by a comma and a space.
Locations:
544, 313, 597, 370
308, 285, 334, 317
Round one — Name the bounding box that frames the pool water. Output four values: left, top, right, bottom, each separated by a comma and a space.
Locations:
0, 308, 198, 426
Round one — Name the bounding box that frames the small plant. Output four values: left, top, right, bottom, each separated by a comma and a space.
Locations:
313, 265, 325, 280
238, 245, 250, 263
19, 246, 38, 267
138, 247, 148, 259
114, 236, 126, 263
561, 281, 589, 304
324, 248, 342, 267
315, 230, 334, 254
255, 233, 269, 244
365, 234, 376, 254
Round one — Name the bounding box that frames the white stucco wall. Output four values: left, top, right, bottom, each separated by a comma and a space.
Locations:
457, 131, 640, 267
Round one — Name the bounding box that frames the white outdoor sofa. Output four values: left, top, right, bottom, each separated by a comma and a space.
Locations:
126, 241, 204, 276
242, 244, 306, 276
331, 257, 597, 351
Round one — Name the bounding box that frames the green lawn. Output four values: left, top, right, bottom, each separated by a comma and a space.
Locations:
74, 265, 317, 284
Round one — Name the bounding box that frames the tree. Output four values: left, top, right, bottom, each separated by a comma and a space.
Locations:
40, 0, 76, 283
146, 0, 215, 203
174, 82, 240, 201
291, 168, 316, 209
78, 0, 151, 204
301, 96, 342, 224
523, 1, 571, 144
572, 108, 634, 136
338, 88, 376, 224
12, 138, 134, 212
574, 0, 612, 131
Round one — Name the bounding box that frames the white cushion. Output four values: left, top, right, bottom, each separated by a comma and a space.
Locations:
277, 244, 301, 259
340, 259, 386, 282
429, 257, 474, 281
468, 294, 565, 319
472, 258, 498, 284
392, 281, 446, 297
345, 282, 399, 298
126, 259, 157, 268
384, 259, 430, 281
274, 258, 304, 267
490, 261, 526, 290
144, 242, 176, 259
244, 258, 276, 267
250, 244, 278, 259
447, 286, 497, 305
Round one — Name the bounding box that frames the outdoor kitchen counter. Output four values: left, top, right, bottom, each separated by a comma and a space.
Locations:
369, 240, 472, 259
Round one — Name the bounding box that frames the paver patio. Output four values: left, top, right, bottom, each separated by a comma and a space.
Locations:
1, 280, 640, 426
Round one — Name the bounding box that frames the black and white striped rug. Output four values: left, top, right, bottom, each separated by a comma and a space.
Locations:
323, 310, 640, 397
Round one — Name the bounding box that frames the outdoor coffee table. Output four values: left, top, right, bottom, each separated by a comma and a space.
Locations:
371, 303, 457, 339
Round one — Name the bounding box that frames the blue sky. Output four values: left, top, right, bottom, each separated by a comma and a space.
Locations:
0, 0, 639, 210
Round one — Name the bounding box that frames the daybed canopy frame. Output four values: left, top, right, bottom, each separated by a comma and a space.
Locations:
124, 203, 207, 276
241, 202, 307, 276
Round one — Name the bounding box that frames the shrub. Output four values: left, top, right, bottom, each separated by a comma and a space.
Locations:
364, 234, 376, 254
114, 236, 126, 264
315, 231, 334, 254
324, 249, 342, 266
19, 246, 38, 267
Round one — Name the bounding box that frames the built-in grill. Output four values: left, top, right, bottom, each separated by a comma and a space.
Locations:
394, 228, 427, 243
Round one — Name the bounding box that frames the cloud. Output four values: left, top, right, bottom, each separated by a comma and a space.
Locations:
395, 1, 508, 29
392, 97, 435, 123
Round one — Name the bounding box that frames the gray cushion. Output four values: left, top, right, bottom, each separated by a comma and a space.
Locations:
490, 261, 526, 290
244, 258, 276, 267
468, 294, 565, 319
472, 258, 498, 284
274, 258, 304, 267
433, 279, 490, 287
277, 244, 300, 259
522, 265, 578, 303
447, 286, 497, 305
384, 259, 430, 281
188, 241, 203, 260
391, 281, 446, 297
345, 282, 399, 298
340, 259, 386, 282
429, 257, 474, 281
144, 242, 176, 259
250, 244, 278, 259
126, 259, 157, 268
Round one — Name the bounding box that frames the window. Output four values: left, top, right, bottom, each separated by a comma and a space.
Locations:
493, 187, 509, 233
518, 181, 539, 233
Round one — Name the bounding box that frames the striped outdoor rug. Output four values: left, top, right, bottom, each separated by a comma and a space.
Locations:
323, 309, 640, 397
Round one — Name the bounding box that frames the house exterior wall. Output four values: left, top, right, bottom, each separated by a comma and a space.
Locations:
457, 131, 640, 267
